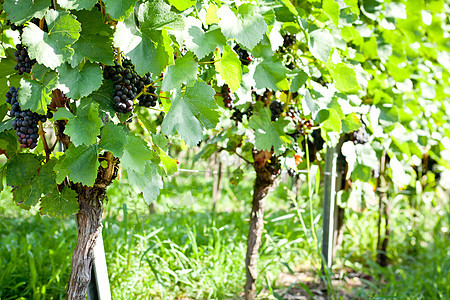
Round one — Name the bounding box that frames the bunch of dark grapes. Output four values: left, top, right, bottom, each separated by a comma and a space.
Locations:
286, 106, 301, 120
221, 85, 235, 109
282, 34, 296, 48
311, 129, 325, 151
266, 156, 281, 175
269, 100, 283, 121
351, 126, 370, 144
14, 44, 36, 75
289, 118, 314, 141
230, 105, 253, 124
104, 59, 158, 113
5, 87, 52, 149
137, 74, 157, 107
233, 45, 254, 66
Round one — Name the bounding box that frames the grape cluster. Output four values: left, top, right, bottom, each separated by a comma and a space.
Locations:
231, 106, 253, 123
351, 126, 370, 144
287, 168, 297, 177
103, 59, 158, 113
233, 45, 254, 66
282, 34, 296, 48
289, 118, 313, 141
14, 44, 36, 75
269, 100, 283, 121
221, 85, 235, 109
6, 87, 52, 149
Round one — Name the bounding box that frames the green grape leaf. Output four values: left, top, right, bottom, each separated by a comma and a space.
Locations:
91, 80, 116, 114
121, 134, 154, 174
99, 122, 129, 157
157, 147, 178, 176
254, 59, 289, 91
56, 0, 96, 10
214, 44, 242, 92
137, 0, 184, 36
327, 63, 360, 93
248, 106, 287, 155
70, 10, 115, 66
113, 16, 170, 76
206, 4, 219, 25
161, 52, 198, 91
13, 159, 57, 208
127, 161, 163, 205
40, 186, 79, 219
0, 131, 20, 157
186, 26, 227, 60
57, 62, 103, 99
290, 70, 309, 92
161, 89, 204, 147
4, 0, 50, 25
323, 0, 340, 27
18, 74, 58, 114
183, 81, 219, 129
168, 0, 196, 11
0, 119, 13, 133
217, 4, 268, 50
54, 100, 102, 146
316, 108, 342, 133
56, 144, 99, 186
308, 29, 333, 62
342, 113, 362, 133
103, 0, 137, 21
22, 10, 81, 69
6, 153, 41, 187
31, 64, 52, 81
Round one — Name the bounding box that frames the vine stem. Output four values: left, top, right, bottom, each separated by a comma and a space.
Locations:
305, 138, 318, 245
38, 121, 50, 162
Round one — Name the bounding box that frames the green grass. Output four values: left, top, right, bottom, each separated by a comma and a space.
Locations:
0, 169, 448, 299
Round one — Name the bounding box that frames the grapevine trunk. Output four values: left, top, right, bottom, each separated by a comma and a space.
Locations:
67, 187, 105, 300
245, 153, 277, 300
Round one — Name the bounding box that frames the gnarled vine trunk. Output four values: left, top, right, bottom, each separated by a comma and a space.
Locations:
67, 187, 105, 300
66, 152, 117, 300
245, 151, 277, 300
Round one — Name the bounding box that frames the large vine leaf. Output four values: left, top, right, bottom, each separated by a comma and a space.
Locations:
6, 153, 41, 187
53, 100, 102, 146
217, 4, 268, 50
22, 10, 81, 69
57, 62, 103, 99
161, 89, 204, 147
103, 0, 137, 21
308, 29, 333, 62
168, 0, 196, 11
186, 26, 227, 60
136, 0, 184, 37
18, 73, 58, 114
13, 159, 57, 208
56, 0, 96, 10
90, 81, 116, 114
183, 81, 219, 129
127, 161, 163, 205
253, 59, 289, 91
40, 186, 79, 219
161, 52, 198, 91
327, 63, 360, 93
4, 0, 50, 25
113, 16, 170, 76
55, 144, 99, 186
121, 134, 154, 174
70, 9, 115, 66
214, 45, 242, 92
248, 106, 287, 155
99, 122, 129, 157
